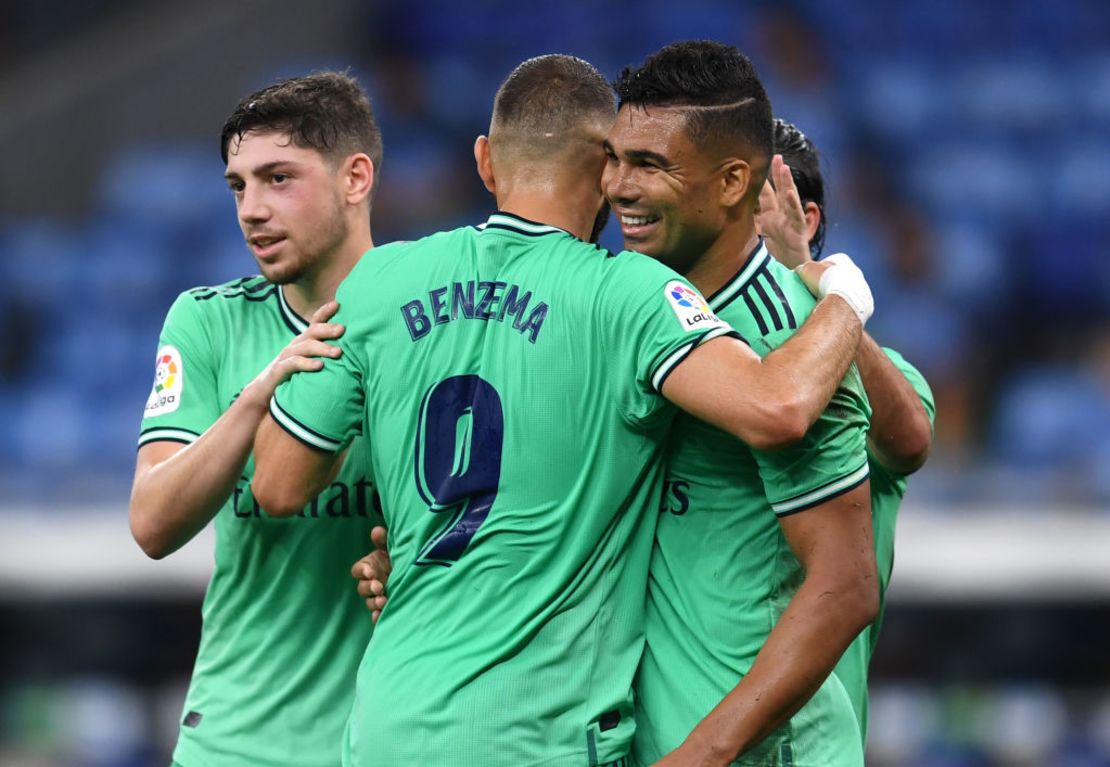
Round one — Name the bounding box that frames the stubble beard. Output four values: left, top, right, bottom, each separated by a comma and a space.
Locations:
260, 201, 350, 286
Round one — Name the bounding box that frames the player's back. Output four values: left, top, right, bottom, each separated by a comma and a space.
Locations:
274, 212, 732, 767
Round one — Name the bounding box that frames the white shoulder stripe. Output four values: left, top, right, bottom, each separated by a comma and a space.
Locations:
651, 341, 696, 392
268, 397, 343, 452
137, 428, 198, 446
772, 462, 870, 515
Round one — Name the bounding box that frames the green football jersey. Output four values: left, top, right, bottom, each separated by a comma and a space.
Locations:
633, 242, 871, 767
271, 213, 736, 767
832, 347, 935, 745
139, 277, 380, 767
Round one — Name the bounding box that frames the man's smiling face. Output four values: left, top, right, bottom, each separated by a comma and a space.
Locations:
602, 104, 725, 274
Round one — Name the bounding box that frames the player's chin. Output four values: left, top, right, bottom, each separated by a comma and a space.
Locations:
622, 233, 665, 260
258, 260, 305, 286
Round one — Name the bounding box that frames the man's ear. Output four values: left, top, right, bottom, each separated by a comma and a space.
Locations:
344, 153, 374, 204
474, 135, 496, 194
720, 158, 752, 208
804, 201, 822, 242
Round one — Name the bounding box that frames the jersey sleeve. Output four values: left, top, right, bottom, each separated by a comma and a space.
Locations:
600, 253, 738, 426
882, 346, 936, 427
751, 334, 872, 516
138, 291, 221, 447
269, 294, 367, 454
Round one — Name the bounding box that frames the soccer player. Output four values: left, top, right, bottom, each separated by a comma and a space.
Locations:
602, 42, 878, 766
251, 54, 873, 767
758, 117, 935, 746
129, 72, 383, 767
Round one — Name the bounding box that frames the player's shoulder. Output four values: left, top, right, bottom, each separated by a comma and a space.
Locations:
597, 247, 683, 285
375, 225, 478, 257
163, 275, 275, 330
711, 243, 816, 328
759, 251, 817, 309
179, 275, 274, 307
345, 228, 479, 283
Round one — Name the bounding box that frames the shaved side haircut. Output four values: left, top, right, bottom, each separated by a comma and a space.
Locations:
490, 54, 617, 163
614, 40, 774, 193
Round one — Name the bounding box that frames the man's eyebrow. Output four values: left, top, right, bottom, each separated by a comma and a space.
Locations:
603, 140, 671, 167
223, 160, 295, 180
624, 148, 671, 166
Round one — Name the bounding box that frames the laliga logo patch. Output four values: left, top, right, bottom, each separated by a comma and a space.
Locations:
665, 281, 722, 332
145, 345, 183, 415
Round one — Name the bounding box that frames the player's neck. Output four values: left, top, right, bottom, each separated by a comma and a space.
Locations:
497, 190, 598, 242
684, 222, 760, 298
285, 228, 374, 318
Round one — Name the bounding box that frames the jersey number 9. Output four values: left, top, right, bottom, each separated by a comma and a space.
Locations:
414, 375, 504, 566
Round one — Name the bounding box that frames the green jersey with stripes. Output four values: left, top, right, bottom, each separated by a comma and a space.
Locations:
833, 347, 935, 745
139, 277, 380, 767
270, 212, 735, 767
633, 241, 871, 767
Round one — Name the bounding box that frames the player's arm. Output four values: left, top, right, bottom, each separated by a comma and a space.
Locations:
251, 308, 365, 517
662, 258, 869, 450
131, 399, 270, 559
857, 335, 932, 475
757, 157, 931, 472
657, 484, 878, 766
251, 415, 344, 516
129, 302, 345, 558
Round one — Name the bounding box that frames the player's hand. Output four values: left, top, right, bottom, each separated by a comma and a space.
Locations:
796, 253, 874, 326
352, 526, 392, 622
794, 259, 834, 298
755, 154, 810, 269
242, 301, 345, 408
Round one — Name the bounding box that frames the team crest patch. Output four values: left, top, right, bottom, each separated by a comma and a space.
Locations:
145, 345, 183, 416
665, 281, 724, 332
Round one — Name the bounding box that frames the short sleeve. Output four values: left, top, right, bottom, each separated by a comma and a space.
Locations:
138, 292, 221, 447
753, 358, 872, 517
269, 302, 366, 453
882, 347, 936, 427
599, 253, 738, 426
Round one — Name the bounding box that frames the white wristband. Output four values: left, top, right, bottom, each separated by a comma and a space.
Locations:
816, 253, 874, 326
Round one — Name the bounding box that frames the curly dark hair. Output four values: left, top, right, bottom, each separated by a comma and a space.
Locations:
219, 71, 382, 177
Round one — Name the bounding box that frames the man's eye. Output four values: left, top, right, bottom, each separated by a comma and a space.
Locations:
271, 173, 289, 184
228, 181, 244, 193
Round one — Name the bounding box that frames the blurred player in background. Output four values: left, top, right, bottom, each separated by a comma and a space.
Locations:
757, 117, 935, 746
603, 41, 877, 766
251, 53, 873, 767
128, 72, 383, 767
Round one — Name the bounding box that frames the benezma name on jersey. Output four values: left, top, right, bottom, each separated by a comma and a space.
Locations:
401, 280, 549, 344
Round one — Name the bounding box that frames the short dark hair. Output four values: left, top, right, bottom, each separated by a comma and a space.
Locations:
773, 118, 827, 258
219, 71, 383, 175
614, 40, 773, 178
491, 55, 616, 159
